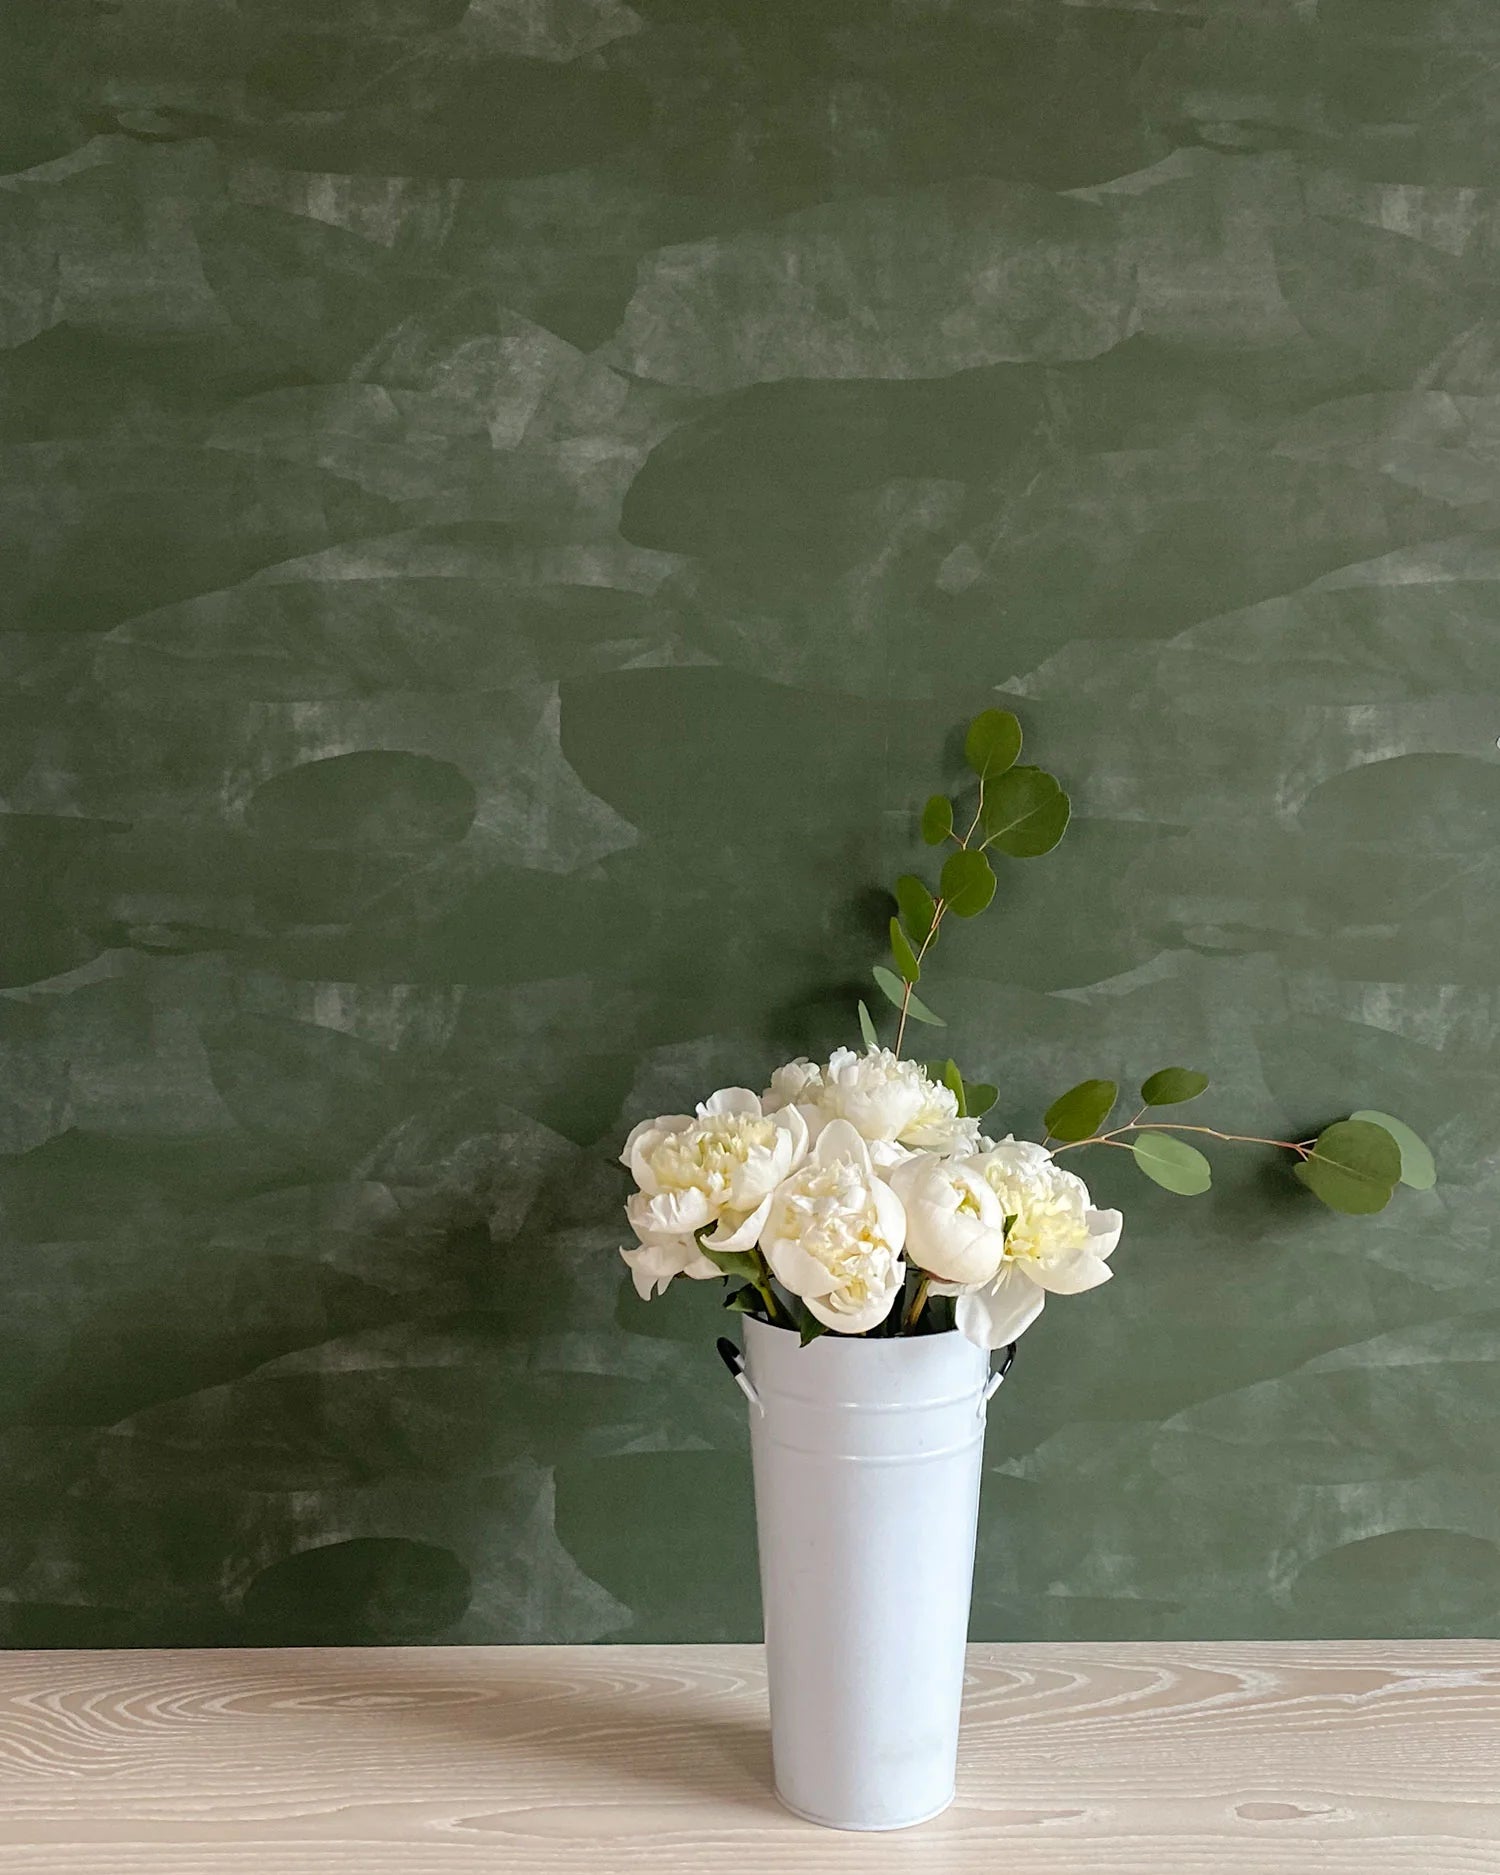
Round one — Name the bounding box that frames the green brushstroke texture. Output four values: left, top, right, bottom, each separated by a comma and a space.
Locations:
1, 0, 1497, 1646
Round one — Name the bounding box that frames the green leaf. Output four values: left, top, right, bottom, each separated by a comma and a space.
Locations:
894, 874, 936, 944
1295, 1119, 1401, 1215
799, 1311, 829, 1347
890, 917, 921, 983
904, 992, 946, 1028
1043, 1079, 1117, 1142
1132, 1132, 1213, 1195
699, 1242, 764, 1281
941, 1059, 966, 1117
722, 1284, 761, 1315
981, 766, 1070, 858
872, 965, 945, 1026
1350, 1111, 1436, 1191
1140, 1067, 1210, 1107
857, 999, 879, 1050
921, 794, 953, 845
963, 1080, 999, 1118
939, 848, 997, 917
964, 708, 1023, 780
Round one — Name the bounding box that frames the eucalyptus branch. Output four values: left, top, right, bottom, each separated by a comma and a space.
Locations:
1053, 1122, 1314, 1159
1037, 1068, 1424, 1212
894, 799, 974, 1054
869, 709, 1071, 1068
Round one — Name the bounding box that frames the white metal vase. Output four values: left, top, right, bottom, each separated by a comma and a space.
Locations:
734, 1314, 1008, 1831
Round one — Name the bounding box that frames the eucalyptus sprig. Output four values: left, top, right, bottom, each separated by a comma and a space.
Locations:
862, 709, 1435, 1221
1042, 1071, 1434, 1215
861, 708, 1070, 1056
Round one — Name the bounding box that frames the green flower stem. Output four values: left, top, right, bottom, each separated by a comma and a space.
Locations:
903, 1273, 932, 1331
754, 1269, 791, 1327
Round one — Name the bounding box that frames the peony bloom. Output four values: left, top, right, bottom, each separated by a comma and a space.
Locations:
622, 1087, 809, 1256
946, 1137, 1122, 1350
888, 1151, 1008, 1287
768, 1047, 985, 1163
761, 1057, 825, 1114
761, 1120, 907, 1334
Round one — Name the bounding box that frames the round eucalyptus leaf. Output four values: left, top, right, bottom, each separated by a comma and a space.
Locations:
921, 795, 953, 845
964, 708, 1023, 780
1140, 1067, 1210, 1107
964, 1080, 999, 1118
1350, 1110, 1436, 1190
981, 766, 1070, 858
1295, 1119, 1401, 1214
939, 847, 996, 917
1131, 1132, 1213, 1195
894, 873, 936, 943
1043, 1078, 1117, 1142
857, 999, 879, 1049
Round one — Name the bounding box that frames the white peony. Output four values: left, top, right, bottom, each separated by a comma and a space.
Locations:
946, 1138, 1123, 1351
621, 1087, 809, 1256
770, 1047, 984, 1162
761, 1057, 824, 1114
760, 1119, 907, 1334
887, 1151, 1008, 1287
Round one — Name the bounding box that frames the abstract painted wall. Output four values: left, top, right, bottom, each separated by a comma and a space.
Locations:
2, 0, 1498, 1644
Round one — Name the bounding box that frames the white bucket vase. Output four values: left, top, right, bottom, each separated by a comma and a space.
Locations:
733, 1314, 1010, 1831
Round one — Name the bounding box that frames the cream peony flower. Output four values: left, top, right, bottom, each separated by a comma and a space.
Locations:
622, 1087, 809, 1255
761, 1119, 907, 1334
771, 1047, 984, 1162
888, 1151, 1007, 1287
761, 1057, 824, 1114
947, 1138, 1123, 1350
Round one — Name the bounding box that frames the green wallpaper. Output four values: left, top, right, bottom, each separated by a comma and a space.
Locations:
2, 0, 1498, 1647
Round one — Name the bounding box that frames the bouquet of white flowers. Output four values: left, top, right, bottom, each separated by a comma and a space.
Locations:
617, 708, 1434, 1351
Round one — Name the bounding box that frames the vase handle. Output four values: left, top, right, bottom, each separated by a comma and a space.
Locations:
977, 1342, 1017, 1417
716, 1336, 764, 1413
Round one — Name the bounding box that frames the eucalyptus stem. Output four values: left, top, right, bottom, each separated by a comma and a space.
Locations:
894, 787, 983, 1055
1054, 1122, 1315, 1159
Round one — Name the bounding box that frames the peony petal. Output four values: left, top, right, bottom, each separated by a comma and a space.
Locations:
867, 1138, 916, 1172
1085, 1207, 1123, 1260
871, 1174, 908, 1256
627, 1187, 713, 1238
812, 1117, 873, 1171
699, 1086, 763, 1118
763, 1235, 841, 1299
773, 1101, 810, 1167
619, 1237, 719, 1300
955, 1264, 1046, 1351
703, 1194, 771, 1252
1029, 1247, 1113, 1296
625, 1114, 692, 1188
804, 1274, 904, 1335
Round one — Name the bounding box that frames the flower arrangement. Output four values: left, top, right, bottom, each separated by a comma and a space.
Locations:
619, 709, 1436, 1350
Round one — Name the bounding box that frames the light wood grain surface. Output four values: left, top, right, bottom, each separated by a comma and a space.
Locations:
0, 1643, 1496, 1872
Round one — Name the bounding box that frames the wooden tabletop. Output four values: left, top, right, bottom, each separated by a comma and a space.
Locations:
0, 1643, 1496, 1871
